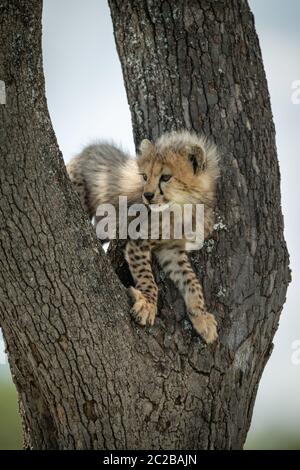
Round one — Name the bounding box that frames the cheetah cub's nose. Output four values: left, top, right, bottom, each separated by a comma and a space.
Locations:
143, 192, 154, 202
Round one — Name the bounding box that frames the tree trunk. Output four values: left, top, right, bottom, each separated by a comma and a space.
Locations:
108, 0, 291, 446
0, 0, 290, 450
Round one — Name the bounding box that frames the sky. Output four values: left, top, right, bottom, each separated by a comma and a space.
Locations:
1, 0, 300, 448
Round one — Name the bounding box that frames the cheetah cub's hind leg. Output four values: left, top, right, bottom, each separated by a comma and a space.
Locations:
155, 246, 218, 344
125, 240, 158, 327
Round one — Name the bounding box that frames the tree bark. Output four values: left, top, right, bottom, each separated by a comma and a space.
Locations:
0, 0, 290, 450
108, 0, 291, 446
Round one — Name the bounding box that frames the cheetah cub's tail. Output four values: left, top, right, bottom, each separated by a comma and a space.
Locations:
66, 143, 143, 219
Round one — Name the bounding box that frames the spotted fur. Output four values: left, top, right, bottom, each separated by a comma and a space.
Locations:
67, 131, 220, 343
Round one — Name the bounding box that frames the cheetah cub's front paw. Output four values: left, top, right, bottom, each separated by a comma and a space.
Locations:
128, 287, 157, 327
189, 312, 218, 344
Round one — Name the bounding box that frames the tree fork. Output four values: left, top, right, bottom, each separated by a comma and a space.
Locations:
0, 0, 290, 449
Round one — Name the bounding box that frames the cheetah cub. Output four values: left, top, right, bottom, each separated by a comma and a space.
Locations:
67, 131, 220, 343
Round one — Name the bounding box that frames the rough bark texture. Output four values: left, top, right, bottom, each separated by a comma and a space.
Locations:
0, 0, 290, 450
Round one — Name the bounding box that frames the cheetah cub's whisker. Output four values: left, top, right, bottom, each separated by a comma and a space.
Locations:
67, 130, 220, 344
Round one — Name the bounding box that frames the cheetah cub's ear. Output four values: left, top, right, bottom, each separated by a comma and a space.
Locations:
187, 145, 207, 174
139, 139, 153, 154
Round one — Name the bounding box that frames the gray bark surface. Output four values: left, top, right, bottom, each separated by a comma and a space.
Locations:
0, 0, 290, 449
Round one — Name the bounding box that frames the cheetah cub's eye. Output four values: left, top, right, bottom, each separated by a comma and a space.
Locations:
160, 174, 172, 182
142, 174, 147, 181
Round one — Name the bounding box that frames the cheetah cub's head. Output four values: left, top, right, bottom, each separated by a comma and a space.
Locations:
137, 130, 220, 208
